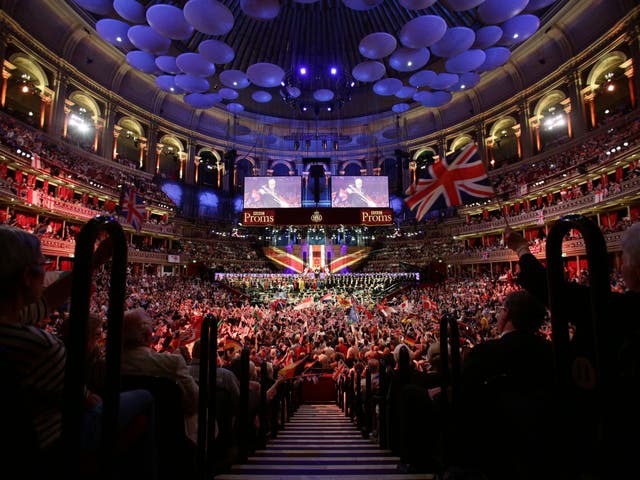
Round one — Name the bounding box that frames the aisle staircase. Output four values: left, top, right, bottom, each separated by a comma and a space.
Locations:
216, 403, 435, 479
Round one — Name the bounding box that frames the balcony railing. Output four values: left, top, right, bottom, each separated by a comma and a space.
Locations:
453, 175, 640, 237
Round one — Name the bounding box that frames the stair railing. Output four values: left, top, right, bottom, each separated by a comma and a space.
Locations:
61, 215, 127, 477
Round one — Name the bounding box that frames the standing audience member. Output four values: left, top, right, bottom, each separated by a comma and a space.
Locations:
457, 290, 559, 480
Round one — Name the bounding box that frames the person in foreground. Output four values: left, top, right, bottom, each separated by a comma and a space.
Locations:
456, 290, 561, 480
505, 222, 640, 477
0, 226, 156, 479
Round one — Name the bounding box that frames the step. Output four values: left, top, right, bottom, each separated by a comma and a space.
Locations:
219, 402, 435, 479
215, 475, 435, 480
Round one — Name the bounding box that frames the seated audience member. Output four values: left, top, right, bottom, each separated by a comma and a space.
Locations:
188, 338, 202, 383
0, 226, 155, 479
121, 307, 199, 444
386, 344, 435, 472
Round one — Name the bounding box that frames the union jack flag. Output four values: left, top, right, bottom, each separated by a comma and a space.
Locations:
120, 187, 146, 233
405, 143, 493, 221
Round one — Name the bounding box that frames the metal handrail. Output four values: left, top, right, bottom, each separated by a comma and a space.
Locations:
545, 214, 611, 388
61, 215, 127, 476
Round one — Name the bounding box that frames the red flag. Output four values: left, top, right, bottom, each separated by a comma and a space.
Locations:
320, 291, 333, 302
404, 143, 493, 221
293, 296, 314, 310
223, 337, 243, 355
278, 356, 309, 379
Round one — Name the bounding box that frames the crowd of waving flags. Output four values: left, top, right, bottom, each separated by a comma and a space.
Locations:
404, 143, 494, 221
282, 292, 441, 327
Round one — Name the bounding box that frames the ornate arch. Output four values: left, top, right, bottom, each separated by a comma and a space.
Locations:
8, 53, 49, 91
449, 134, 474, 153
197, 147, 222, 162
533, 89, 567, 118
413, 147, 437, 160
117, 116, 145, 137
270, 159, 294, 174
489, 116, 518, 138
158, 135, 184, 153
68, 90, 101, 118
339, 159, 364, 173
586, 51, 628, 87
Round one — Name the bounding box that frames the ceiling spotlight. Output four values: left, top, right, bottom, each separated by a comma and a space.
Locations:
281, 64, 354, 115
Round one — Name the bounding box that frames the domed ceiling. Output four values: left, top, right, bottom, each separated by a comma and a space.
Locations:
68, 0, 565, 121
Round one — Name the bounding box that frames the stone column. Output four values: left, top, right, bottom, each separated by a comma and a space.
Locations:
92, 116, 104, 153
561, 98, 573, 139
62, 99, 74, 139
485, 137, 495, 167
178, 152, 188, 181
101, 102, 115, 159
38, 89, 53, 130
529, 116, 541, 153
408, 160, 417, 187
112, 124, 122, 160
49, 70, 69, 138
625, 24, 640, 110
582, 87, 597, 130
437, 137, 446, 163
1, 62, 16, 108
567, 69, 587, 137
193, 155, 201, 184
512, 124, 522, 159
0, 25, 8, 80
621, 58, 636, 110
146, 123, 158, 174
137, 137, 148, 170
155, 143, 163, 175
517, 101, 533, 158
475, 122, 487, 162
184, 140, 197, 184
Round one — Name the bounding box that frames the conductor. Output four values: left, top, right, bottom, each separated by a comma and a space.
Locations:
258, 178, 290, 208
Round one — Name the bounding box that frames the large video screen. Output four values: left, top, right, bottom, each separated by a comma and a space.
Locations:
244, 176, 302, 208
331, 176, 389, 208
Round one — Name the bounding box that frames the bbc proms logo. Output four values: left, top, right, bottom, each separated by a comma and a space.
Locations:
243, 210, 275, 224
361, 210, 393, 224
